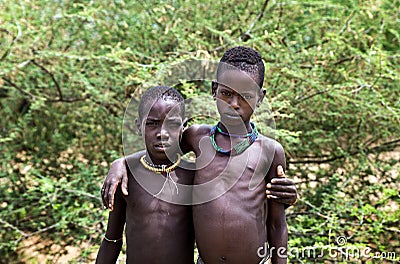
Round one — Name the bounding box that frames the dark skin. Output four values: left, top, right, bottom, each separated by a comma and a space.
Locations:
101, 76, 295, 263
101, 78, 297, 211
185, 125, 287, 264
97, 153, 195, 264
96, 99, 194, 264
102, 159, 295, 211
178, 70, 287, 263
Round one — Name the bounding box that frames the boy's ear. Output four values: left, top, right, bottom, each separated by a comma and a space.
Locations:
257, 89, 266, 107
211, 80, 218, 99
135, 118, 142, 136
182, 117, 189, 129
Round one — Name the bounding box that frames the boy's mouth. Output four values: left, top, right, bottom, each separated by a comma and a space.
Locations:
154, 142, 171, 150
224, 112, 241, 119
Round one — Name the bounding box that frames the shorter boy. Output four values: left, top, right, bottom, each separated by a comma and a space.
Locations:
96, 86, 194, 264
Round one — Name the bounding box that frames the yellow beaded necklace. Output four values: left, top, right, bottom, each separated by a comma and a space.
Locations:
140, 154, 181, 174
140, 154, 181, 196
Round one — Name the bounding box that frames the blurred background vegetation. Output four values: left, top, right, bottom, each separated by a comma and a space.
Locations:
1, 0, 399, 263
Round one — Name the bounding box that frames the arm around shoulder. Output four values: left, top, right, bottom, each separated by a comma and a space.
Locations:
180, 124, 207, 154
265, 140, 299, 207
101, 157, 128, 210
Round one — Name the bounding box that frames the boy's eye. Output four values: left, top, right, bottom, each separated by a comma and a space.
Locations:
242, 95, 253, 100
146, 121, 159, 127
220, 90, 232, 97
166, 122, 181, 128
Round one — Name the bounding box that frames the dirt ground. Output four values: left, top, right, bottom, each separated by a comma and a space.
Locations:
18, 235, 94, 263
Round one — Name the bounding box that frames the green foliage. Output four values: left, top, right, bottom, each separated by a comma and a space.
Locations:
1, 0, 399, 262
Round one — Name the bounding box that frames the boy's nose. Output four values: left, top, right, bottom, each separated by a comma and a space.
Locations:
157, 128, 169, 139
229, 95, 240, 109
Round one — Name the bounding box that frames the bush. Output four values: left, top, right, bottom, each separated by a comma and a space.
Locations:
1, 0, 398, 262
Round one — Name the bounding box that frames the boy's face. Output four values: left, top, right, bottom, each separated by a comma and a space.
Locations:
213, 70, 265, 126
137, 99, 184, 162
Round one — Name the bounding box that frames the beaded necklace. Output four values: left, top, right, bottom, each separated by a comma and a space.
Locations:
209, 122, 258, 156
216, 124, 253, 138
140, 154, 181, 196
140, 154, 181, 174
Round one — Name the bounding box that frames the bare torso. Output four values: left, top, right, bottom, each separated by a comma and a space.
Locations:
186, 125, 281, 264
123, 154, 195, 264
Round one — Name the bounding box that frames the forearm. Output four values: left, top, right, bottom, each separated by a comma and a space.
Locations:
97, 188, 126, 264
96, 239, 123, 264
267, 198, 288, 264
267, 222, 288, 264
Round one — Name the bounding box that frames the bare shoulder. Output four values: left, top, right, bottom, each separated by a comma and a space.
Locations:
125, 150, 146, 166
181, 124, 212, 153
258, 134, 284, 154
185, 124, 212, 138
258, 134, 286, 176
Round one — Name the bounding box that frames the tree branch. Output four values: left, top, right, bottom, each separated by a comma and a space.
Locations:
290, 139, 400, 164
242, 0, 269, 40
2, 76, 37, 100
63, 188, 102, 202
333, 55, 357, 66
0, 28, 14, 61
15, 223, 60, 244
276, 0, 283, 31
293, 88, 331, 105
301, 200, 331, 220
0, 219, 28, 237
46, 94, 91, 103
295, 11, 355, 53
31, 60, 63, 101
2, 76, 89, 103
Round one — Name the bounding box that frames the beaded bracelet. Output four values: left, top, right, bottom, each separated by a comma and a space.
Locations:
104, 236, 123, 243
289, 195, 299, 206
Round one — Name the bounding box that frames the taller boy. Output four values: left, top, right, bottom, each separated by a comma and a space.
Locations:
182, 46, 287, 263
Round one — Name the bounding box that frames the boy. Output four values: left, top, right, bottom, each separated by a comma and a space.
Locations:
96, 86, 195, 263
102, 46, 293, 263
184, 46, 287, 263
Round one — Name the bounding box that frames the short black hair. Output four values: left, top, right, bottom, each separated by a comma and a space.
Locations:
217, 46, 265, 88
138, 86, 185, 120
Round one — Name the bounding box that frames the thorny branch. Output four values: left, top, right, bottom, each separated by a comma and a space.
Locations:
3, 69, 90, 103
31, 60, 63, 101
0, 218, 59, 244
1, 76, 37, 100
290, 139, 400, 164
242, 0, 269, 39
